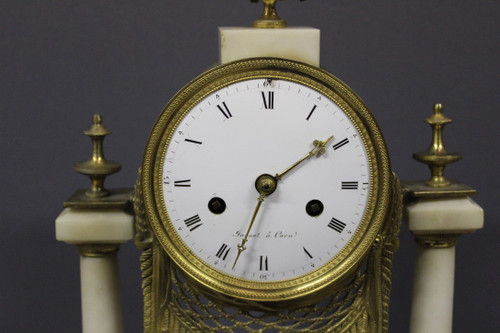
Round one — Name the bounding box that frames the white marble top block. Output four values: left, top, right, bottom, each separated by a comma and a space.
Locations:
55, 208, 134, 244
405, 197, 484, 234
219, 27, 320, 66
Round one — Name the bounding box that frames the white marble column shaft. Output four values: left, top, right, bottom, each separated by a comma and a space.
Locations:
405, 197, 483, 333
80, 253, 123, 333
56, 208, 134, 333
410, 246, 455, 333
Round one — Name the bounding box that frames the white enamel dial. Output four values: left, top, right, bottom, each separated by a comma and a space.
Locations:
160, 78, 371, 282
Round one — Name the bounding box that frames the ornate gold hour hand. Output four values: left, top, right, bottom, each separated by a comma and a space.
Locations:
276, 136, 334, 180
232, 174, 277, 270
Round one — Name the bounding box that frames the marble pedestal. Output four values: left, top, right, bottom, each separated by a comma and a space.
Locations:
56, 208, 134, 333
219, 27, 320, 65
405, 197, 483, 333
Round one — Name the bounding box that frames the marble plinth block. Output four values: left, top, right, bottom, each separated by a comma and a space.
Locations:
219, 27, 320, 66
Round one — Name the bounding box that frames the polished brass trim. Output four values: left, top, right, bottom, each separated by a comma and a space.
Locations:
135, 173, 403, 331
141, 58, 394, 302
404, 103, 476, 200
73, 114, 122, 198
251, 0, 289, 28
413, 104, 462, 188
77, 244, 120, 257
402, 180, 476, 200
63, 188, 133, 209
414, 234, 459, 248
132, 170, 154, 250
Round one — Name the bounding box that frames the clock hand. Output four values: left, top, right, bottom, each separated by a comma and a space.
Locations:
232, 174, 277, 270
232, 194, 264, 270
232, 136, 332, 270
275, 135, 334, 180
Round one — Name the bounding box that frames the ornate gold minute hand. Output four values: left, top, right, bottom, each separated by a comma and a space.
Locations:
233, 175, 277, 270
232, 136, 332, 270
275, 136, 334, 180
232, 194, 265, 270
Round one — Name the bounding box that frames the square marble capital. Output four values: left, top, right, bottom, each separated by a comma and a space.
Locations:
219, 27, 320, 66
56, 208, 134, 244
405, 197, 484, 234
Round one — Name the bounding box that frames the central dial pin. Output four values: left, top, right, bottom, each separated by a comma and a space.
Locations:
255, 174, 278, 196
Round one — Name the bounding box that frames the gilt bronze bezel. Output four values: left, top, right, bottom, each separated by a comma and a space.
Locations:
141, 58, 392, 302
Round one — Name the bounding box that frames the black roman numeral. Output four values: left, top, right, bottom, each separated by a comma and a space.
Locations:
217, 102, 232, 119
333, 138, 349, 150
259, 256, 269, 271
261, 91, 274, 109
341, 181, 359, 190
174, 179, 191, 187
215, 243, 230, 260
306, 105, 317, 121
303, 247, 313, 259
185, 138, 202, 145
328, 217, 346, 233
184, 214, 203, 232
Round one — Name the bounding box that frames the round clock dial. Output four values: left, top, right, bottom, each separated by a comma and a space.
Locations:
163, 78, 369, 281
143, 58, 391, 301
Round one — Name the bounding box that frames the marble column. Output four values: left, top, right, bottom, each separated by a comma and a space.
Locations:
56, 208, 134, 333
405, 197, 483, 333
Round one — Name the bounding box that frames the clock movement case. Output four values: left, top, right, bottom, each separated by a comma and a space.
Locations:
135, 58, 402, 332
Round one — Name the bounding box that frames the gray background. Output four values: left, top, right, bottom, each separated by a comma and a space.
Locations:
1, 1, 498, 332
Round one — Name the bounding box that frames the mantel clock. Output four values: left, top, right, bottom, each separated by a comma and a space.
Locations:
134, 2, 402, 332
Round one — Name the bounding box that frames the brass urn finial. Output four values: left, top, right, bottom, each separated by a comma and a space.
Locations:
251, 0, 306, 28
413, 104, 462, 187
73, 114, 122, 198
